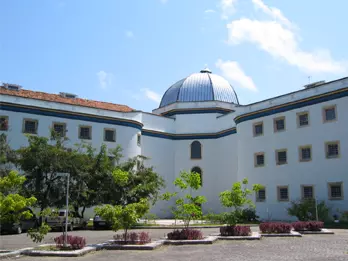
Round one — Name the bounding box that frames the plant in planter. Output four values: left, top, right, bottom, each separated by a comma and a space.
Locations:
218, 178, 261, 236
259, 222, 292, 234
292, 221, 324, 231
162, 170, 206, 240
54, 235, 87, 250
113, 232, 151, 245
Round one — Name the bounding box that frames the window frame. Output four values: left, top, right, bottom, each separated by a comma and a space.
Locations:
328, 182, 344, 200
190, 140, 202, 160
299, 145, 312, 162
254, 152, 265, 167
325, 141, 340, 159
301, 185, 314, 199
275, 149, 288, 165
0, 116, 9, 131
78, 125, 92, 140
253, 121, 263, 137
137, 133, 141, 146
277, 186, 289, 202
256, 187, 266, 202
22, 118, 38, 134
297, 111, 310, 128
322, 105, 337, 123
104, 128, 116, 142
52, 122, 67, 137
273, 116, 286, 132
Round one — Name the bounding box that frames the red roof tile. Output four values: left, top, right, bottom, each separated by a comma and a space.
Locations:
0, 87, 134, 113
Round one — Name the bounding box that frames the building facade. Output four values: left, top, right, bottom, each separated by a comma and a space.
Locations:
1, 69, 347, 221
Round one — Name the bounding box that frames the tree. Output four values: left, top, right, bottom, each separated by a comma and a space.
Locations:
95, 168, 150, 242
16, 133, 69, 211
0, 133, 17, 177
0, 170, 37, 224
162, 170, 206, 229
287, 198, 330, 221
219, 178, 261, 226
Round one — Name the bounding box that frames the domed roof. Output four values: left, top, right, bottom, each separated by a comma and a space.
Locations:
159, 68, 239, 108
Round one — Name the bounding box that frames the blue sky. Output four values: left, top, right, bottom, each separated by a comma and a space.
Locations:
1, 0, 347, 112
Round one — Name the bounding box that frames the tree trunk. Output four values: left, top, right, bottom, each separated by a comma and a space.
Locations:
81, 206, 86, 219
124, 228, 128, 243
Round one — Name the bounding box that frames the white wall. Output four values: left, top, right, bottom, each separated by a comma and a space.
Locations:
237, 96, 348, 220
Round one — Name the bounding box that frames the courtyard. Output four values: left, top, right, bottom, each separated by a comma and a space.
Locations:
1, 227, 347, 261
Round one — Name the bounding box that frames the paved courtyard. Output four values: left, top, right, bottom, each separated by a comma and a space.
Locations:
1, 228, 348, 261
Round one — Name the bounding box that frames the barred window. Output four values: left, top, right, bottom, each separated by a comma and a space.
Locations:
276, 150, 287, 165
23, 119, 38, 134
326, 142, 340, 158
137, 133, 141, 146
298, 113, 309, 127
253, 122, 263, 136
0, 116, 8, 131
274, 117, 285, 132
104, 129, 116, 142
302, 186, 313, 199
324, 106, 337, 122
53, 123, 66, 137
300, 146, 312, 162
329, 183, 343, 199
257, 188, 266, 201
255, 153, 265, 167
79, 126, 91, 140
278, 186, 289, 201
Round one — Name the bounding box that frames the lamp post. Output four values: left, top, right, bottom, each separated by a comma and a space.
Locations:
57, 172, 70, 248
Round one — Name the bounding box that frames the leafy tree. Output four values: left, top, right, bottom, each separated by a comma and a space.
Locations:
0, 133, 17, 177
0, 170, 37, 224
95, 198, 149, 242
16, 134, 69, 211
287, 198, 330, 221
162, 170, 206, 229
219, 178, 261, 226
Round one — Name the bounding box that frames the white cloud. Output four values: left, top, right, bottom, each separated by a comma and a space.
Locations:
216, 59, 257, 92
97, 70, 113, 89
205, 9, 216, 13
220, 0, 238, 20
252, 0, 292, 28
125, 30, 134, 38
141, 88, 161, 103
225, 0, 347, 74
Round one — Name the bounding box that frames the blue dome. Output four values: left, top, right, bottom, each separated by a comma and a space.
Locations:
159, 68, 239, 108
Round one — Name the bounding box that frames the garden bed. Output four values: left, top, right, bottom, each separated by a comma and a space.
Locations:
163, 236, 218, 245
212, 232, 261, 240
101, 240, 164, 250
259, 222, 302, 237
297, 228, 334, 235
20, 244, 96, 257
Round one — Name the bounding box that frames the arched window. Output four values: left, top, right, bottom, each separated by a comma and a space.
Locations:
190, 141, 202, 159
191, 166, 203, 186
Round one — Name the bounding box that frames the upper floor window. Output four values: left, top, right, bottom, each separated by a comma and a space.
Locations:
137, 133, 141, 146
323, 105, 337, 122
79, 126, 92, 140
53, 122, 66, 137
325, 141, 340, 159
104, 128, 116, 142
253, 122, 263, 137
0, 116, 8, 131
274, 117, 285, 132
301, 185, 314, 199
299, 145, 312, 162
254, 152, 265, 167
297, 112, 309, 127
276, 149, 287, 165
191, 166, 202, 186
190, 141, 202, 159
23, 119, 38, 134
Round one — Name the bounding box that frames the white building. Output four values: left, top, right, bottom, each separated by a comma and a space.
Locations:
1, 68, 347, 221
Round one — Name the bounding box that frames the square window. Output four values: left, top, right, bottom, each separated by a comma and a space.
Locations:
276, 150, 287, 165
254, 153, 265, 167
278, 186, 289, 201
53, 123, 66, 137
0, 116, 9, 131
253, 122, 263, 136
302, 186, 314, 199
79, 126, 91, 140
23, 119, 38, 134
257, 188, 266, 202
104, 129, 116, 142
274, 117, 285, 132
323, 106, 337, 122
137, 133, 141, 146
299, 146, 312, 162
298, 112, 309, 127
328, 183, 343, 200
326, 141, 340, 158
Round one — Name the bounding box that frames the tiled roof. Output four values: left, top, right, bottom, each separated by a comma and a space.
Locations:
0, 87, 134, 113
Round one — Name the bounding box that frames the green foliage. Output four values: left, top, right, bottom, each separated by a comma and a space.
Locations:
219, 179, 261, 226
0, 133, 17, 177
95, 198, 149, 242
203, 211, 225, 224
287, 199, 330, 221
162, 170, 206, 229
27, 223, 51, 243
0, 171, 37, 223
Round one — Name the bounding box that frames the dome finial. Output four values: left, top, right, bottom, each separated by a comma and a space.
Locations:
200, 64, 211, 74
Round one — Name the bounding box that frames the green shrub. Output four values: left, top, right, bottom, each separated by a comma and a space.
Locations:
287, 199, 330, 221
